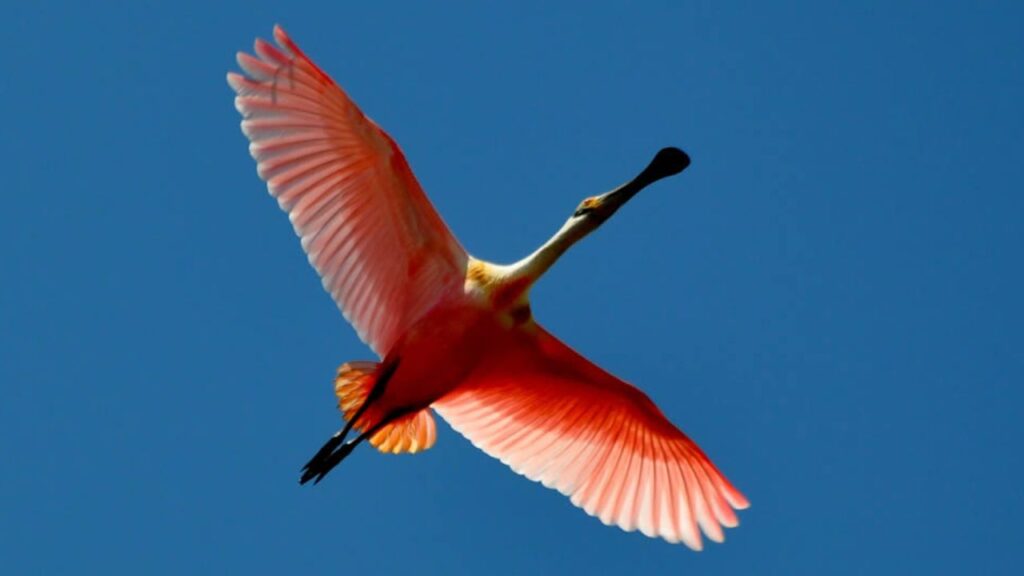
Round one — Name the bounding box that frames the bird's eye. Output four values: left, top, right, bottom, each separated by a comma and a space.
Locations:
574, 198, 598, 217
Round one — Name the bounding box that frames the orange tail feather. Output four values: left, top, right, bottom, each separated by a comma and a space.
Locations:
334, 362, 437, 454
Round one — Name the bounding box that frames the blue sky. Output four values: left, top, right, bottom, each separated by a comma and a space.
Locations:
2, 1, 1022, 574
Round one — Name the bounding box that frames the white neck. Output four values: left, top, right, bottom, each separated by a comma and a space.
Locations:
494, 146, 689, 297
506, 216, 598, 287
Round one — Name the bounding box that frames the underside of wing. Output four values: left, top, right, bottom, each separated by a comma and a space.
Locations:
433, 323, 748, 549
228, 26, 467, 355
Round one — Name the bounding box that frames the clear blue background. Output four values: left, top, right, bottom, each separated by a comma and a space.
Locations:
3, 1, 1022, 574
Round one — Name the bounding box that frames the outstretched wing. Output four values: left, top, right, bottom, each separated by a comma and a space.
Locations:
228, 26, 467, 355
433, 323, 748, 550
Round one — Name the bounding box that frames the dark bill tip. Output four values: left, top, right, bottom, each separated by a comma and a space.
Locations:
596, 146, 692, 213
645, 147, 690, 180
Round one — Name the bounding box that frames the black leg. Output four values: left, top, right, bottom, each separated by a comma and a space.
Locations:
299, 361, 400, 485
304, 421, 388, 484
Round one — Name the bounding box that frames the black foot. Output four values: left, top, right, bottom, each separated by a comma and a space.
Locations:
301, 431, 343, 473
300, 439, 357, 485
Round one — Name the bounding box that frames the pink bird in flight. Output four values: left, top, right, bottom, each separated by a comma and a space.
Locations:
228, 25, 748, 550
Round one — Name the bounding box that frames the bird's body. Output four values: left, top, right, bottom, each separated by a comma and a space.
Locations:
372, 297, 499, 414
229, 25, 748, 550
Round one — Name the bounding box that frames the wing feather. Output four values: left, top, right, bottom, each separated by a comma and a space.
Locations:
229, 26, 467, 355
433, 323, 748, 549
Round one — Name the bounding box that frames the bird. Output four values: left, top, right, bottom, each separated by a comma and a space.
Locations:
227, 25, 748, 550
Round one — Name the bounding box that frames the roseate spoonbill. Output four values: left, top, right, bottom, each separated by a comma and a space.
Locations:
228, 25, 748, 549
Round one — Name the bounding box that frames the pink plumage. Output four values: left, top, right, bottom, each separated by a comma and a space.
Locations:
228, 25, 467, 356
229, 26, 747, 550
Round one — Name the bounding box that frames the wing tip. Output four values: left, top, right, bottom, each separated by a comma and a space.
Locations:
726, 488, 751, 510
273, 23, 297, 55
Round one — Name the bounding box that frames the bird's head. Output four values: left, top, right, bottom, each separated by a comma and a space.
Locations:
509, 147, 691, 286
569, 147, 690, 228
